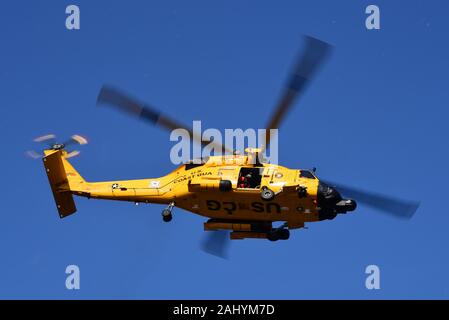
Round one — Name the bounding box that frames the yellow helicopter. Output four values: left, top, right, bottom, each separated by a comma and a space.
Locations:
31, 36, 419, 257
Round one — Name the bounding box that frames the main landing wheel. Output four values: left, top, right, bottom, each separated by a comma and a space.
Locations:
162, 209, 172, 222
278, 229, 290, 240
267, 229, 290, 241
261, 187, 275, 201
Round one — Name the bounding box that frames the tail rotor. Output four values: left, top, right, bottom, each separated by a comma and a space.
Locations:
26, 134, 89, 159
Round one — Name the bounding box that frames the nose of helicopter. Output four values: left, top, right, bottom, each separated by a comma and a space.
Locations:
317, 181, 357, 220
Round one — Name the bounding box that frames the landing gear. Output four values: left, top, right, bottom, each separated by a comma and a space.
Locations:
162, 202, 174, 222
278, 229, 290, 240
162, 209, 172, 222
267, 226, 290, 241
261, 187, 275, 201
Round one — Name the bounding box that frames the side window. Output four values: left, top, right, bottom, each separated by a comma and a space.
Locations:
237, 168, 263, 189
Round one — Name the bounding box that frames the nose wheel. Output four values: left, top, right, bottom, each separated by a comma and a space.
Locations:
162, 202, 174, 222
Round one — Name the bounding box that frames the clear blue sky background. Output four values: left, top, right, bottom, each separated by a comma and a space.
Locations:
1, 0, 448, 299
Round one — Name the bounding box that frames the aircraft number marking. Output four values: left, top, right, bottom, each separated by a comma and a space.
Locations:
206, 200, 281, 214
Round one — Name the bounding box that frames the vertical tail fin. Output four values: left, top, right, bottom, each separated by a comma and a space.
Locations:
43, 150, 86, 218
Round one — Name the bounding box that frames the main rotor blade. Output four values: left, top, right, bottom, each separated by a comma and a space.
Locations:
201, 230, 230, 259
264, 36, 333, 147
97, 86, 190, 132
97, 86, 230, 154
323, 180, 420, 219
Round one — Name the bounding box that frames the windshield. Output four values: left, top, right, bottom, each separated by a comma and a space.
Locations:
299, 170, 316, 179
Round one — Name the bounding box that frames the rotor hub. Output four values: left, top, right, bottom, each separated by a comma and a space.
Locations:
51, 143, 65, 150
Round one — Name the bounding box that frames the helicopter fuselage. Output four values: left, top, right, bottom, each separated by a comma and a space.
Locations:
43, 150, 356, 240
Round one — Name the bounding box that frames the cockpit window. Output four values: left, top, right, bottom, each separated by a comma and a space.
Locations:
299, 170, 316, 179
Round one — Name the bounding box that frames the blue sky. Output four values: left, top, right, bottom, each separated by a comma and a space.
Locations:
1, 0, 448, 299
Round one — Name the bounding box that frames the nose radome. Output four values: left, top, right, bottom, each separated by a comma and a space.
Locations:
335, 199, 357, 213
317, 182, 357, 220
317, 181, 342, 205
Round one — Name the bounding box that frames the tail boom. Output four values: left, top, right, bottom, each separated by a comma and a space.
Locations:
42, 150, 171, 218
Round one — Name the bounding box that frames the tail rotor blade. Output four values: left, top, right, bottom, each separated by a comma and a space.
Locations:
33, 134, 57, 147
65, 150, 81, 159
70, 134, 88, 145
64, 134, 88, 147
25, 150, 42, 159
